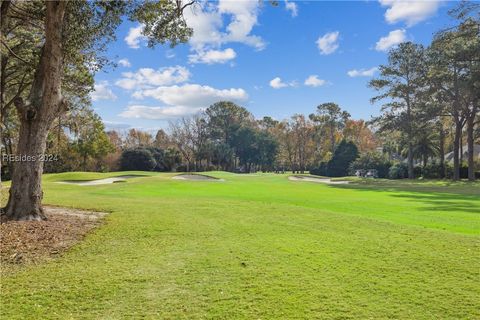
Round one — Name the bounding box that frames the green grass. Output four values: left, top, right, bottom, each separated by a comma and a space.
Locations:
1, 172, 479, 319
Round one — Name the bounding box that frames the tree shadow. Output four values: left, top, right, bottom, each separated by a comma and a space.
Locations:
328, 183, 480, 214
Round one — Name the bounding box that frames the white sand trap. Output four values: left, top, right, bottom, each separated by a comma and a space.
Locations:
57, 175, 144, 186
288, 175, 349, 185
172, 174, 224, 181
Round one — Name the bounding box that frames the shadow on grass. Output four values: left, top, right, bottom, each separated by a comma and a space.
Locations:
328, 183, 480, 214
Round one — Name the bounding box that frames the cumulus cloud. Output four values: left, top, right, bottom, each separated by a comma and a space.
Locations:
118, 58, 131, 67
182, 1, 265, 64
217, 0, 265, 50
285, 0, 298, 17
119, 83, 248, 120
316, 31, 340, 55
380, 0, 441, 27
347, 67, 378, 77
184, 1, 265, 50
119, 105, 201, 120
304, 75, 326, 87
132, 84, 248, 107
269, 77, 289, 89
91, 81, 117, 101
125, 24, 146, 49
184, 4, 223, 50
115, 66, 191, 90
375, 29, 406, 51
189, 48, 237, 64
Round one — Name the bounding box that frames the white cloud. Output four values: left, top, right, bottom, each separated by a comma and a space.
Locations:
217, 0, 265, 50
125, 24, 146, 49
91, 81, 117, 101
347, 67, 378, 77
189, 48, 236, 64
316, 31, 340, 55
118, 58, 131, 67
119, 105, 201, 120
182, 0, 265, 64
375, 29, 406, 51
184, 4, 223, 50
115, 66, 191, 90
380, 0, 441, 27
285, 0, 298, 17
269, 77, 288, 89
132, 84, 248, 107
304, 75, 326, 87
120, 83, 248, 120
103, 121, 132, 130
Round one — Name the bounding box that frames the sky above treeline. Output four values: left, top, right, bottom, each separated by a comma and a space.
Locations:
91, 0, 461, 132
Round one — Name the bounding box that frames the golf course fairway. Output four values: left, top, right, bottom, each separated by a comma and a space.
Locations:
1, 172, 479, 319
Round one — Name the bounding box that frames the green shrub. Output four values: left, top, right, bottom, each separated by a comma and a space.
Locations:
349, 152, 392, 178
120, 148, 157, 171
388, 162, 408, 179
421, 162, 447, 179
310, 162, 327, 176
310, 140, 359, 177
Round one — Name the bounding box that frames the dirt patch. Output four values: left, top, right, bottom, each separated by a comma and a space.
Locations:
57, 175, 144, 186
0, 206, 107, 272
288, 175, 349, 185
172, 174, 224, 181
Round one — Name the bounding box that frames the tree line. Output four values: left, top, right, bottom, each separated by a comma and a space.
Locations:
58, 101, 376, 175
370, 6, 479, 180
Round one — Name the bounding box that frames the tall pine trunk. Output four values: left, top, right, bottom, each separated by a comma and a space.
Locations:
407, 142, 414, 179
3, 1, 66, 221
452, 120, 462, 181
438, 124, 445, 179
466, 106, 477, 181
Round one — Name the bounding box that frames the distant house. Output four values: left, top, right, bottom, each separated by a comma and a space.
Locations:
445, 144, 480, 162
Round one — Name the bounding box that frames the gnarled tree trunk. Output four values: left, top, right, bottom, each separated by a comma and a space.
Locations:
3, 1, 66, 221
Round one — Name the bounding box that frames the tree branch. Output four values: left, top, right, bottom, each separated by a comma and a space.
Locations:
0, 40, 29, 64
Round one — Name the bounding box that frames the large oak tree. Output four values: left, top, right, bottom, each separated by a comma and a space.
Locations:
1, 0, 195, 221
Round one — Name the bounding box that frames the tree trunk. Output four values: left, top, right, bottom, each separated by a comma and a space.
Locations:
439, 124, 445, 179
4, 121, 50, 220
453, 121, 462, 181
83, 153, 88, 171
466, 107, 477, 181
407, 142, 414, 179
3, 1, 66, 221
330, 125, 335, 153
460, 135, 463, 163
0, 0, 11, 189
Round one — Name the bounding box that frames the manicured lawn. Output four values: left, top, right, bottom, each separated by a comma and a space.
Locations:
1, 172, 479, 319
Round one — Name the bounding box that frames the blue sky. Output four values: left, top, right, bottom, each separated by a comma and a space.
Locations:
90, 0, 459, 132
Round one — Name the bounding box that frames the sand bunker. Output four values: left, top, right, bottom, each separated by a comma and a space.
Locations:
288, 175, 349, 185
172, 174, 224, 181
58, 175, 144, 186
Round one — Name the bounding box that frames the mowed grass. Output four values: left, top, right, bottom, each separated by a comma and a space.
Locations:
1, 172, 479, 319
